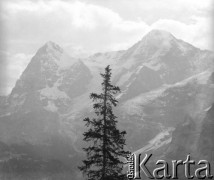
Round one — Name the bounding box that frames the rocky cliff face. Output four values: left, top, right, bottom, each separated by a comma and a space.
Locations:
9, 41, 92, 113
164, 73, 214, 159
198, 104, 214, 160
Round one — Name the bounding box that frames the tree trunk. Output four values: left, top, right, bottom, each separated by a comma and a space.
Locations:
102, 79, 107, 180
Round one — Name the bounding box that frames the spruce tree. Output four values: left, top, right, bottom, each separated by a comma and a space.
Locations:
79, 65, 129, 180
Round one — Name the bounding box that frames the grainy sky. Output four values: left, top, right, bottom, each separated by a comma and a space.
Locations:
0, 0, 213, 95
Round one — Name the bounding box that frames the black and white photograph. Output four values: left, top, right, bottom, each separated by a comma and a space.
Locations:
0, 0, 213, 179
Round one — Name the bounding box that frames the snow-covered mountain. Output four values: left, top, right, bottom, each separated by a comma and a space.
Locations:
8, 41, 92, 113
84, 30, 213, 102
0, 30, 213, 180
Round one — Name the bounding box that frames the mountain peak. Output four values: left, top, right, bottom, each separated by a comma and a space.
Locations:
143, 29, 175, 43
147, 29, 173, 36
43, 41, 63, 52
122, 29, 176, 62
135, 29, 176, 53
36, 41, 63, 56
44, 41, 60, 47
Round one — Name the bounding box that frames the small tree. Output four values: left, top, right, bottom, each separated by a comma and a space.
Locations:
79, 65, 128, 180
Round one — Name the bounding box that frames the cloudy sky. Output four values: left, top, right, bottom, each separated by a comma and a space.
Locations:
0, 0, 213, 95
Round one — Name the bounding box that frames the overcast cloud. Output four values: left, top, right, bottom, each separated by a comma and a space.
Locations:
0, 0, 213, 95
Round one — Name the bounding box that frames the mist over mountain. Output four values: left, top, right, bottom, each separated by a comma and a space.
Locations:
0, 30, 213, 179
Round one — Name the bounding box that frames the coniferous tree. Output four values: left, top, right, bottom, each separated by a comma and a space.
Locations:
79, 65, 129, 180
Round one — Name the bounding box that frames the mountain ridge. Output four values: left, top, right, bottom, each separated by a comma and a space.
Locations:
0, 29, 213, 180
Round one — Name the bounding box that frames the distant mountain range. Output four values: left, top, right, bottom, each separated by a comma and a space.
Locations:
0, 29, 213, 180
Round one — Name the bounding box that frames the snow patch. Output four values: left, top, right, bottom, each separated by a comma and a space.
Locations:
143, 61, 162, 71
173, 71, 211, 87
133, 127, 174, 155
0, 113, 11, 118
44, 101, 58, 112
40, 84, 69, 100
